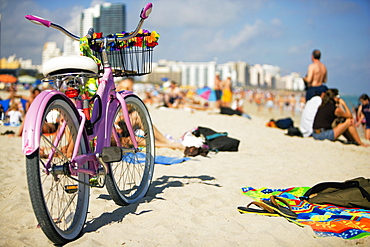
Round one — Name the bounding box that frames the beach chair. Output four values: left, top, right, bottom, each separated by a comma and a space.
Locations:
20, 98, 29, 112
0, 98, 11, 120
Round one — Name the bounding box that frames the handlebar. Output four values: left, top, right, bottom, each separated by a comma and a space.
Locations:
25, 15, 80, 41
25, 2, 153, 42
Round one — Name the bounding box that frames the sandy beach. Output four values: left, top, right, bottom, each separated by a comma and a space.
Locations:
0, 91, 369, 246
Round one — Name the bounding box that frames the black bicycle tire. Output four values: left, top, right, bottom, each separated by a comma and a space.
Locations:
26, 95, 90, 245
105, 95, 155, 205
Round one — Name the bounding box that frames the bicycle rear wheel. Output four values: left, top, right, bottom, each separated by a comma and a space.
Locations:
25, 95, 90, 245
106, 95, 155, 205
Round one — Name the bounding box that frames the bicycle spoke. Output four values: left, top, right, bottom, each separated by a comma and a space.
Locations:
56, 192, 77, 224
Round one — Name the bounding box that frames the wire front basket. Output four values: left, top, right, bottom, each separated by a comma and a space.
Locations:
91, 30, 159, 77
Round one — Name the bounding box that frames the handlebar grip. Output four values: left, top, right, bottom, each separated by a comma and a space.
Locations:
25, 15, 51, 27
140, 3, 153, 19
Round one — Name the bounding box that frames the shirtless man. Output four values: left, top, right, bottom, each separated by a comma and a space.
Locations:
163, 81, 182, 108
302, 49, 328, 102
214, 73, 222, 108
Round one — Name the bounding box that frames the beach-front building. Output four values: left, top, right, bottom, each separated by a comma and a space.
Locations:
42, 42, 62, 66
145, 60, 247, 89
143, 59, 304, 91
280, 72, 305, 91
145, 60, 217, 88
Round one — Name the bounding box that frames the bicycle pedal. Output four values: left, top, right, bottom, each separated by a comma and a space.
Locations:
64, 185, 78, 194
101, 146, 122, 163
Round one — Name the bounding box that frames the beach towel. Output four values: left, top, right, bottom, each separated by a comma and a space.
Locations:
241, 186, 370, 240
154, 155, 190, 165
122, 152, 190, 165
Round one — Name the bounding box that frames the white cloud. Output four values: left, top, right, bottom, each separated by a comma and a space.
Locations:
90, 0, 105, 8
201, 19, 264, 54
64, 6, 84, 35
146, 0, 263, 29
270, 18, 281, 26
288, 41, 314, 55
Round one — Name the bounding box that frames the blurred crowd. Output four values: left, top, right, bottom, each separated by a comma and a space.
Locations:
1, 76, 368, 146
134, 79, 306, 117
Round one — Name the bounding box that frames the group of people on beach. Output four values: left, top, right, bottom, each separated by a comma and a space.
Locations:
0, 86, 41, 135
214, 73, 234, 108
142, 74, 236, 112
247, 90, 303, 116
1, 49, 369, 148
299, 49, 369, 147
136, 77, 242, 116
136, 48, 370, 148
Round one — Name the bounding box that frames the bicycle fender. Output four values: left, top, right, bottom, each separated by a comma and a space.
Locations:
22, 90, 68, 155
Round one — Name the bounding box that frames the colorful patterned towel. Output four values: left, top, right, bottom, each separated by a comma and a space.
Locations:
241, 187, 370, 240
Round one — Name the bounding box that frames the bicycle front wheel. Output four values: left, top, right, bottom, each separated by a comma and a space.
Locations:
25, 95, 90, 245
106, 95, 155, 205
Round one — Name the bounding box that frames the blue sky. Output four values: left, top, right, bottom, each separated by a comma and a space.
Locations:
0, 0, 369, 95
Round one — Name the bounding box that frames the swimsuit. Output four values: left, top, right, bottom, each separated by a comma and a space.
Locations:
362, 104, 370, 128
221, 89, 232, 103
215, 90, 222, 100
305, 85, 328, 101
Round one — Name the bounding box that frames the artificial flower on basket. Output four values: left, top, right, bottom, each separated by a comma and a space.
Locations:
107, 29, 160, 50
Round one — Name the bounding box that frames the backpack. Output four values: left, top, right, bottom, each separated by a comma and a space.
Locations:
301, 177, 370, 209
192, 126, 240, 152
286, 126, 303, 137
275, 117, 294, 129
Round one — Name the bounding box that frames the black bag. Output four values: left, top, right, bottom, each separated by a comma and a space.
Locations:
220, 107, 242, 116
192, 126, 240, 151
301, 177, 370, 209
275, 118, 294, 129
286, 126, 303, 137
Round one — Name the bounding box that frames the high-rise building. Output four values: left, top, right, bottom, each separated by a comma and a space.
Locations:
79, 4, 101, 37
64, 3, 127, 57
63, 38, 80, 57
96, 3, 126, 35
79, 3, 126, 37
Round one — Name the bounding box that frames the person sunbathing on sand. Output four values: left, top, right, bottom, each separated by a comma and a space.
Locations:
115, 111, 185, 150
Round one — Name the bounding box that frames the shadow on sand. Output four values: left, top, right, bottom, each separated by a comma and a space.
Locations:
83, 175, 220, 234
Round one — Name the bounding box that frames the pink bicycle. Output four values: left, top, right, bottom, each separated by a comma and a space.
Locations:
22, 3, 157, 245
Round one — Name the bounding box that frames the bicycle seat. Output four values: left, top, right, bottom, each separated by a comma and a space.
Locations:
43, 56, 99, 76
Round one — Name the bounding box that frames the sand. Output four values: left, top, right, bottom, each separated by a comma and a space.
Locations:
0, 92, 369, 246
